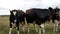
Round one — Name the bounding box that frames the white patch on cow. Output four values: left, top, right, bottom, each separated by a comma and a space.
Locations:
40, 24, 44, 28
40, 24, 45, 34
9, 28, 12, 34
54, 20, 58, 23
11, 22, 13, 25
17, 31, 19, 34
13, 11, 17, 16
14, 20, 17, 22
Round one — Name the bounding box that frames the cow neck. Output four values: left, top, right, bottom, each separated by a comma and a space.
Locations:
48, 10, 53, 16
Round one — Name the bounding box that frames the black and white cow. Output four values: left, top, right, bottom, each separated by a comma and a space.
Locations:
9, 9, 25, 34
9, 9, 20, 34
26, 7, 59, 34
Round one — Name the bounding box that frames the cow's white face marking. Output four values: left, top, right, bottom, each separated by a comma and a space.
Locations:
14, 20, 17, 22
13, 11, 17, 16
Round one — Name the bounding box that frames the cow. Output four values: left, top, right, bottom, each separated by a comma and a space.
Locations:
25, 7, 60, 34
9, 9, 25, 34
26, 8, 50, 34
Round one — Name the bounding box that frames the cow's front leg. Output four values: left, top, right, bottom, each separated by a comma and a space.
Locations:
16, 23, 19, 34
9, 22, 13, 34
33, 22, 38, 33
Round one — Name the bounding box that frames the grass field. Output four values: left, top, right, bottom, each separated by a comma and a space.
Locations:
0, 16, 60, 34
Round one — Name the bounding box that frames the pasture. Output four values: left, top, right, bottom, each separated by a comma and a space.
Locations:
0, 16, 60, 34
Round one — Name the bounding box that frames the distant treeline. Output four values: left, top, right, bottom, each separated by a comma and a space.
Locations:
0, 15, 9, 17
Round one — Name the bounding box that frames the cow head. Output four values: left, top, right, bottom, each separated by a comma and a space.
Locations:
48, 7, 53, 11
10, 9, 17, 16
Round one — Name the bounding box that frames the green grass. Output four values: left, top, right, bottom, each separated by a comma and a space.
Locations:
0, 16, 60, 34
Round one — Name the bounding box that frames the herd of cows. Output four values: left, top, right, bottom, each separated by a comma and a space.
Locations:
9, 7, 60, 34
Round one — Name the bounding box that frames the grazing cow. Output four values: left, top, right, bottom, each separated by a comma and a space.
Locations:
26, 7, 60, 34
26, 8, 50, 34
9, 9, 25, 34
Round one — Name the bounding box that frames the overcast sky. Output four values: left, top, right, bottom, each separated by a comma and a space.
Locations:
0, 0, 60, 15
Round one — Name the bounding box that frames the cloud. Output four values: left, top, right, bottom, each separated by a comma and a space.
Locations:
0, 0, 60, 15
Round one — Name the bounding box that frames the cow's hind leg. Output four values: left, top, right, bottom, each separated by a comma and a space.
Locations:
34, 24, 38, 34
9, 23, 13, 34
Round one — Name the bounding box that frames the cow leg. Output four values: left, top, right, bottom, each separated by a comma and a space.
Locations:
22, 25, 25, 32
16, 23, 19, 34
53, 23, 56, 31
22, 22, 25, 34
35, 24, 38, 32
9, 22, 13, 34
9, 28, 12, 34
16, 27, 19, 34
39, 25, 42, 34
54, 20, 59, 32
52, 19, 56, 31
27, 23, 30, 34
34, 24, 38, 34
40, 24, 45, 34
33, 22, 38, 33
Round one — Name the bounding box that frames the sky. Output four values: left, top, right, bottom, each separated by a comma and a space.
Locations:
0, 0, 60, 15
